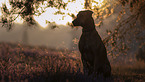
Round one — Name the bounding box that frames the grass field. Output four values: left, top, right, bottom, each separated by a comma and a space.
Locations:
0, 42, 145, 82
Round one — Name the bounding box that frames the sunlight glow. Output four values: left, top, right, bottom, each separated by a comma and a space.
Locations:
0, 0, 105, 28
14, 15, 24, 24
0, 0, 24, 24
33, 0, 85, 28
0, 0, 11, 10
92, 0, 104, 8
0, 0, 7, 16
0, 10, 2, 17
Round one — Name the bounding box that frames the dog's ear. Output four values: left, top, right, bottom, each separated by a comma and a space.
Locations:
86, 10, 93, 17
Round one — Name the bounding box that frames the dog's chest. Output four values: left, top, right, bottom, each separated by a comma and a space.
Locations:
79, 33, 96, 52
79, 32, 95, 44
79, 35, 89, 48
78, 34, 95, 63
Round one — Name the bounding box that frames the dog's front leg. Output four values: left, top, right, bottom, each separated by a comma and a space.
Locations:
81, 55, 90, 75
93, 49, 104, 75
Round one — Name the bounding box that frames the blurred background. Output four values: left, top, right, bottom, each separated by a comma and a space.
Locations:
0, 0, 145, 61
0, 0, 145, 81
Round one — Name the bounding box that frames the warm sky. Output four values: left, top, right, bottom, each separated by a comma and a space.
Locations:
0, 0, 104, 28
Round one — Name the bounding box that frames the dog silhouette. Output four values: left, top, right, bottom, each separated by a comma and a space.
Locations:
72, 10, 111, 78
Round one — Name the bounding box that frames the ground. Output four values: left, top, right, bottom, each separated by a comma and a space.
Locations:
0, 42, 145, 82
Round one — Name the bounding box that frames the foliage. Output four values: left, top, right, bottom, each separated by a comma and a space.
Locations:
0, 0, 68, 30
107, 0, 145, 56
0, 42, 83, 81
0, 0, 145, 57
87, 0, 145, 56
136, 43, 145, 62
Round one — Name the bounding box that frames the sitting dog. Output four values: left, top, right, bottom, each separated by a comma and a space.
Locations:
72, 10, 111, 78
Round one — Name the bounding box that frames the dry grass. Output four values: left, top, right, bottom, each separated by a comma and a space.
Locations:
0, 42, 145, 82
112, 61, 145, 82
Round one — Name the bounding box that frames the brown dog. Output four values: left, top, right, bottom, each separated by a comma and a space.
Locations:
72, 10, 111, 78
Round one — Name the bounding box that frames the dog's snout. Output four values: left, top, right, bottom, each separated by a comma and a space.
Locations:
72, 19, 77, 26
72, 20, 75, 24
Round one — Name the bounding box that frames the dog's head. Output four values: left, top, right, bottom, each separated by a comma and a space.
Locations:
72, 10, 93, 27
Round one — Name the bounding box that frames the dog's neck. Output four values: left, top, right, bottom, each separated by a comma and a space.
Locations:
82, 23, 96, 33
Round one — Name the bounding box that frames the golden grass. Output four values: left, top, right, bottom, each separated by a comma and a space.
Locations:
112, 61, 145, 82
0, 42, 145, 82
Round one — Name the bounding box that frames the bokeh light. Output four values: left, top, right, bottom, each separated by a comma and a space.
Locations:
0, 0, 105, 28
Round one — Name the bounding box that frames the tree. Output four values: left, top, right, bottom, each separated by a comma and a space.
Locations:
0, 0, 68, 30
0, 0, 145, 56
84, 0, 145, 56
102, 0, 145, 56
22, 26, 28, 44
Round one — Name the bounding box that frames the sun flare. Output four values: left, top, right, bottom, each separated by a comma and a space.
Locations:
33, 0, 85, 28
0, 0, 104, 28
92, 0, 104, 8
0, 0, 24, 24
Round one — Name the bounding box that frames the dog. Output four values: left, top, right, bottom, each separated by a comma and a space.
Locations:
72, 10, 111, 78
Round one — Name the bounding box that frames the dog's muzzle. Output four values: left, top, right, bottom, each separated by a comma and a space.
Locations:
72, 19, 81, 26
